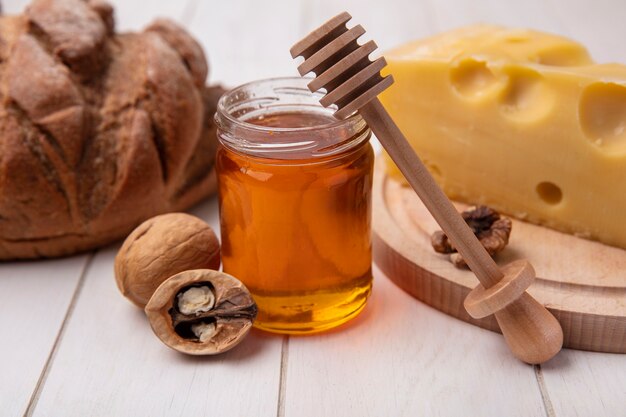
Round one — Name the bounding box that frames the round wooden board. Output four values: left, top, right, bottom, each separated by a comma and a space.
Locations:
372, 160, 626, 353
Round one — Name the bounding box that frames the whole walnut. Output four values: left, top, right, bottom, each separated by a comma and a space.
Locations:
0, 0, 225, 259
115, 213, 221, 308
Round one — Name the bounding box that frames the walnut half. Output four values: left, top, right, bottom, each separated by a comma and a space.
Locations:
145, 269, 257, 355
431, 206, 512, 268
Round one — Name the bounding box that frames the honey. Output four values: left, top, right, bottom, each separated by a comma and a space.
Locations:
215, 77, 374, 334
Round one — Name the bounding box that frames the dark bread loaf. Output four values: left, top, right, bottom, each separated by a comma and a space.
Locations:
0, 0, 224, 259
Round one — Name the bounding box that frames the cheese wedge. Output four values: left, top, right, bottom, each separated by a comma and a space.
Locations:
380, 25, 626, 249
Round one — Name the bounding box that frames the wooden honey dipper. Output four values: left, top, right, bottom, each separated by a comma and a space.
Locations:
290, 12, 563, 364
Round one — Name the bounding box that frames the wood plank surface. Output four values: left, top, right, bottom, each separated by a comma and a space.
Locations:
527, 1, 626, 413
541, 349, 626, 417
0, 256, 88, 417
284, 266, 547, 417
0, 1, 234, 416
30, 199, 284, 417
373, 160, 626, 353
0, 0, 624, 416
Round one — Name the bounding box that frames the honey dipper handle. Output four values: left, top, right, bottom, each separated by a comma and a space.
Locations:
360, 98, 503, 287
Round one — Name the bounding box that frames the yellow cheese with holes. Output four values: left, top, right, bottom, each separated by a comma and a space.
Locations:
381, 25, 626, 249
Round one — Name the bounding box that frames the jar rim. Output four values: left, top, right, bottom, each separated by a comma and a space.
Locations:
214, 77, 370, 159
215, 76, 364, 132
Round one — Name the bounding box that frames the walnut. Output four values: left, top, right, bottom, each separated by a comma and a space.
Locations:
114, 213, 220, 308
145, 269, 257, 355
431, 206, 512, 268
191, 321, 217, 342
177, 285, 215, 315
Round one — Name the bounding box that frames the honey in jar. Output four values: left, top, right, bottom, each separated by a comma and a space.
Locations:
215, 77, 374, 334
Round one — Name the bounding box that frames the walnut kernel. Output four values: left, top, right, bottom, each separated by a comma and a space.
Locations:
431, 206, 512, 267
145, 269, 257, 355
177, 286, 215, 315
191, 321, 217, 342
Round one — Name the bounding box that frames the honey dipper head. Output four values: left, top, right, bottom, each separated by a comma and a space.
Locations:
290, 12, 394, 119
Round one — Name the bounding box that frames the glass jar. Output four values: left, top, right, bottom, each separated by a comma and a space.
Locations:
215, 77, 374, 334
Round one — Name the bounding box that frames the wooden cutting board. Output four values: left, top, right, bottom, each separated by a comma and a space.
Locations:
372, 160, 626, 353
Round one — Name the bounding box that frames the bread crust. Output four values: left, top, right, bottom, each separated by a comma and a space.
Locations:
0, 0, 224, 259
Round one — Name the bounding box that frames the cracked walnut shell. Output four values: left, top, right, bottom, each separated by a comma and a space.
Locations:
114, 213, 220, 308
145, 269, 257, 355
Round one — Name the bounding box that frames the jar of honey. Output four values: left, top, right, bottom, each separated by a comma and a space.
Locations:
215, 77, 374, 334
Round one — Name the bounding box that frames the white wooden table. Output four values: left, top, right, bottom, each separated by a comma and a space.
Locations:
2, 0, 625, 416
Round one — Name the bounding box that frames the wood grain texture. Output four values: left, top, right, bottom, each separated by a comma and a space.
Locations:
0, 256, 88, 416
32, 201, 284, 417
284, 266, 546, 417
527, 0, 626, 412
373, 160, 626, 353
363, 98, 566, 363
293, 9, 564, 362
542, 349, 626, 417
1, 0, 625, 415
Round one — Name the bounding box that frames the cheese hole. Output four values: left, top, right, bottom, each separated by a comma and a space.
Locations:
579, 82, 626, 152
450, 59, 498, 99
500, 68, 554, 123
536, 181, 562, 205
